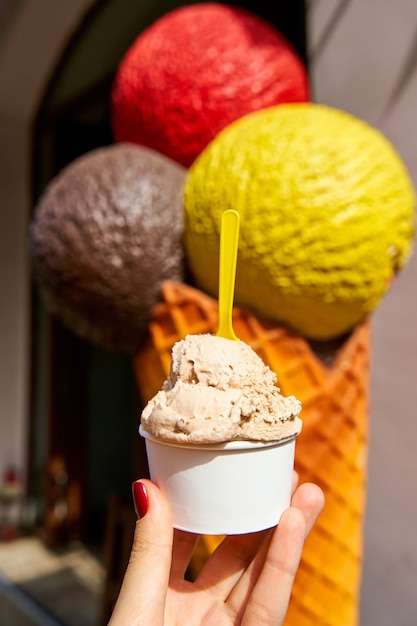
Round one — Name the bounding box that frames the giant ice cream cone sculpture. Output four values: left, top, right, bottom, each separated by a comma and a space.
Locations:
133, 280, 370, 626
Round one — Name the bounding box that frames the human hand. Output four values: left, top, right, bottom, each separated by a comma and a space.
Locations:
109, 473, 324, 625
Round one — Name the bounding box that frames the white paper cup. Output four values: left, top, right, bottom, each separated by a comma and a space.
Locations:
139, 426, 296, 535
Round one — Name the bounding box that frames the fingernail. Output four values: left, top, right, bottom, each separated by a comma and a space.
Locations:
132, 481, 149, 519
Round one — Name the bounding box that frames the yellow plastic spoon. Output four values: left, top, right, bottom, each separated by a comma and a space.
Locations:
216, 209, 240, 341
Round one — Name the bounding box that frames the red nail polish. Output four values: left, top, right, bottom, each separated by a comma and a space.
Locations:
132, 481, 149, 519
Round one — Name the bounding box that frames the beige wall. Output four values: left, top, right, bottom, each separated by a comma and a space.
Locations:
0, 0, 96, 484
309, 1, 417, 624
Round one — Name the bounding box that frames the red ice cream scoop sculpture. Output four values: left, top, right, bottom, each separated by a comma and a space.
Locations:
111, 2, 309, 167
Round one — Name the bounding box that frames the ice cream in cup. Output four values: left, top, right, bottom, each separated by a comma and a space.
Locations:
139, 333, 302, 534
139, 211, 302, 534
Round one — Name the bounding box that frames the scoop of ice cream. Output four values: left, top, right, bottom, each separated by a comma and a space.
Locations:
111, 3, 309, 167
183, 103, 416, 340
141, 334, 302, 443
30, 143, 186, 352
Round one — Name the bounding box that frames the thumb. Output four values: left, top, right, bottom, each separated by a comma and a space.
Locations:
108, 479, 173, 625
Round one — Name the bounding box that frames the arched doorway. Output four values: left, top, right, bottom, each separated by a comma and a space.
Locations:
0, 0, 97, 535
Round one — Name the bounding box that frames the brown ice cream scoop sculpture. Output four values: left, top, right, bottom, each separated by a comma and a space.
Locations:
30, 143, 186, 352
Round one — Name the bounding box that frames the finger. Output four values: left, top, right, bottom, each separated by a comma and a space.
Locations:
290, 482, 325, 537
108, 480, 173, 626
194, 471, 302, 597
226, 532, 271, 616
227, 482, 324, 616
291, 470, 299, 495
242, 507, 306, 626
195, 531, 269, 599
170, 529, 199, 580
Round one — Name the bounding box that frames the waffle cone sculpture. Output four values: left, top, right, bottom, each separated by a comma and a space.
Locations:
133, 280, 369, 626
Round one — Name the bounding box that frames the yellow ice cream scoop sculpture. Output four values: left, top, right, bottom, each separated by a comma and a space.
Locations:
184, 103, 415, 340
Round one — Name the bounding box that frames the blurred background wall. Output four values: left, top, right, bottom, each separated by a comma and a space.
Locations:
0, 0, 416, 624
308, 2, 417, 624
